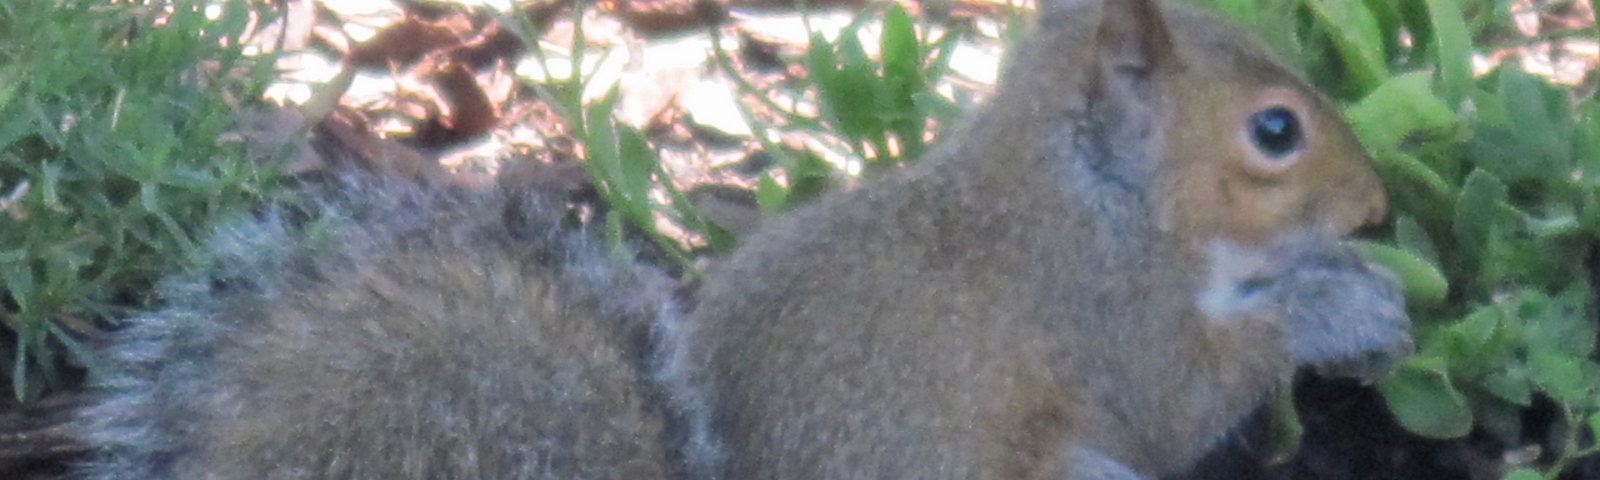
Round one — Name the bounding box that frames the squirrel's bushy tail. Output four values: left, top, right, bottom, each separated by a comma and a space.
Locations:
77, 177, 713, 480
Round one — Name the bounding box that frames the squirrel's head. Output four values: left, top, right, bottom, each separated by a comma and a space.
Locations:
1037, 0, 1388, 249
1155, 6, 1387, 247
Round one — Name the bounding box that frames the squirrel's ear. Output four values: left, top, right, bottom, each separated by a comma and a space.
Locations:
1072, 0, 1175, 194
1095, 0, 1175, 76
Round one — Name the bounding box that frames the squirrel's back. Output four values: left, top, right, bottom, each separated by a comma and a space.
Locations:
77, 180, 689, 480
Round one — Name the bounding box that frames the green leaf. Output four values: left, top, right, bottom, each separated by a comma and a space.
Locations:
911, 91, 962, 129
11, 336, 26, 401
46, 323, 99, 378
0, 111, 30, 153
879, 3, 926, 161
879, 4, 921, 112
1452, 169, 1508, 257
1527, 349, 1600, 405
1, 260, 33, 314
1519, 287, 1596, 358
1345, 74, 1458, 204
1374, 150, 1455, 205
1500, 467, 1545, 480
38, 162, 63, 210
0, 68, 17, 114
1450, 303, 1504, 349
138, 181, 161, 213
616, 125, 659, 210
1209, 0, 1260, 24
1304, 0, 1388, 92
1428, 305, 1531, 406
578, 87, 673, 255
1478, 367, 1533, 406
755, 174, 786, 215
808, 32, 877, 144
1424, 0, 1471, 105
1478, 67, 1569, 182
1355, 241, 1448, 306
786, 150, 833, 207
583, 116, 623, 199
1525, 212, 1581, 239
1346, 72, 1457, 153
1393, 215, 1438, 263
1379, 358, 1475, 438
1577, 103, 1600, 185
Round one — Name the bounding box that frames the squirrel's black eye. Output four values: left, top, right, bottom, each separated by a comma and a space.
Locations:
1247, 106, 1302, 159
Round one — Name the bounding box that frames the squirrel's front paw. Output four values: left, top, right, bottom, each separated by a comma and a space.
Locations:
1265, 243, 1413, 382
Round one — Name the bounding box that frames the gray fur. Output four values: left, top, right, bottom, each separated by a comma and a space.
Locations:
1262, 240, 1412, 380
76, 179, 702, 480
1064, 447, 1147, 480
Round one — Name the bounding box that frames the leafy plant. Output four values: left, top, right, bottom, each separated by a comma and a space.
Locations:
706, 2, 980, 212
498, 1, 985, 262
1195, 0, 1600, 477
802, 4, 941, 172
0, 0, 283, 401
504, 2, 722, 264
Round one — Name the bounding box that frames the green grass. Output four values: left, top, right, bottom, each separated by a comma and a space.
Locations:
0, 0, 285, 401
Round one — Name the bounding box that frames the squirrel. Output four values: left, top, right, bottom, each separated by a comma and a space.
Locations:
72, 0, 1409, 479
73, 179, 708, 480
685, 0, 1410, 479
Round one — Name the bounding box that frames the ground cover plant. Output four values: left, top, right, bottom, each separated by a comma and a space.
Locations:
0, 0, 284, 404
